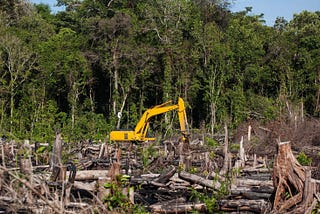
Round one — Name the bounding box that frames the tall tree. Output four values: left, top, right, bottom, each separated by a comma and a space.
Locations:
37, 27, 91, 138
137, 0, 197, 132
0, 0, 33, 25
193, 20, 231, 134
0, 32, 36, 134
225, 10, 269, 125
288, 11, 320, 115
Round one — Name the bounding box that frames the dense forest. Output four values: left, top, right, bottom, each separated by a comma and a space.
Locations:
0, 0, 319, 143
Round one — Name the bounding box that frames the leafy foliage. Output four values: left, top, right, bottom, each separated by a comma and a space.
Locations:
0, 0, 319, 142
297, 152, 312, 166
102, 174, 135, 212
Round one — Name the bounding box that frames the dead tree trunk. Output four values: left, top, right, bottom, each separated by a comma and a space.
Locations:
50, 131, 65, 181
107, 147, 121, 180
219, 124, 229, 176
272, 141, 307, 213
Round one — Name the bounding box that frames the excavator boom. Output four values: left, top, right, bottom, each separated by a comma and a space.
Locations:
110, 97, 189, 142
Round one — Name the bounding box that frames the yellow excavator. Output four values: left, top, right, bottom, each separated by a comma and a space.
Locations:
110, 97, 189, 143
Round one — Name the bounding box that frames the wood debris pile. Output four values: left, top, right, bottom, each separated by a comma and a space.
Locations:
0, 127, 320, 213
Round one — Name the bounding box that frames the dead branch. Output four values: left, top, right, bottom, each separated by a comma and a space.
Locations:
0, 165, 63, 214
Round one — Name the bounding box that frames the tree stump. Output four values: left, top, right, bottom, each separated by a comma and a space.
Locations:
272, 141, 308, 213
50, 131, 65, 181
107, 147, 121, 180
219, 124, 229, 176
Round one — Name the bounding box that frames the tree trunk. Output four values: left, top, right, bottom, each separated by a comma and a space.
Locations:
50, 132, 64, 181
70, 82, 79, 131
10, 86, 14, 134
112, 39, 119, 116
116, 91, 128, 129
272, 141, 306, 213
219, 124, 229, 176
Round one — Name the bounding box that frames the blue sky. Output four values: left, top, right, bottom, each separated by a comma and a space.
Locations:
29, 0, 64, 13
230, 0, 320, 26
30, 0, 320, 26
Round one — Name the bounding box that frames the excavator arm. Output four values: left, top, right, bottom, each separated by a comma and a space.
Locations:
110, 97, 189, 142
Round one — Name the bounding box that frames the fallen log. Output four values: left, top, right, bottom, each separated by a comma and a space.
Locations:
168, 184, 189, 190
152, 165, 176, 184
241, 173, 271, 181
178, 171, 221, 190
231, 185, 274, 194
130, 173, 160, 185
73, 181, 96, 192
231, 180, 273, 200
74, 170, 109, 181
241, 166, 270, 174
149, 180, 167, 187
65, 202, 89, 209
230, 189, 272, 200
209, 171, 226, 181
169, 173, 191, 186
141, 173, 160, 179
236, 178, 273, 187
219, 199, 270, 213
150, 203, 206, 213
132, 172, 192, 188
149, 197, 207, 214
167, 174, 191, 189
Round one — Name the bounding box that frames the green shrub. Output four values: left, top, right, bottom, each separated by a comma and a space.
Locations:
297, 152, 312, 166
205, 137, 219, 148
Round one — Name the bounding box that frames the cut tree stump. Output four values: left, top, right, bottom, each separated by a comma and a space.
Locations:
50, 131, 65, 182
272, 140, 315, 213
219, 124, 229, 176
107, 148, 121, 180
